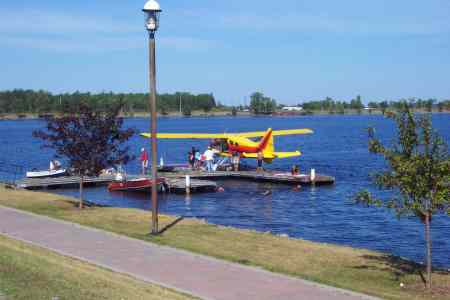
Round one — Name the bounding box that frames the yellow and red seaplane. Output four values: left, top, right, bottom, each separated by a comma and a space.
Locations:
141, 128, 313, 163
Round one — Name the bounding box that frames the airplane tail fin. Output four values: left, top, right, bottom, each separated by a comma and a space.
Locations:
257, 128, 274, 153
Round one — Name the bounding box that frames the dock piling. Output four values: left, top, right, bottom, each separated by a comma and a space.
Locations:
310, 169, 316, 185
185, 175, 191, 195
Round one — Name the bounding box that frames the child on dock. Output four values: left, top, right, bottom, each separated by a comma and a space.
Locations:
256, 152, 263, 173
140, 148, 148, 175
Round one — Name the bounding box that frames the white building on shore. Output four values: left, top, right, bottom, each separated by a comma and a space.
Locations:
281, 106, 303, 111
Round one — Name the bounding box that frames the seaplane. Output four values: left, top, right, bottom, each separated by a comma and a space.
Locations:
141, 128, 313, 163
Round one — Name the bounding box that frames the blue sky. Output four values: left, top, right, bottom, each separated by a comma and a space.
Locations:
1, 0, 449, 105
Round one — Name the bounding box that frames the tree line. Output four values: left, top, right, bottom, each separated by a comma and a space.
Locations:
249, 92, 277, 115
2, 89, 449, 116
0, 90, 216, 115
300, 96, 450, 114
367, 99, 450, 114
301, 96, 364, 113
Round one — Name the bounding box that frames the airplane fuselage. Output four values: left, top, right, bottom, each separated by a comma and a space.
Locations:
226, 137, 260, 154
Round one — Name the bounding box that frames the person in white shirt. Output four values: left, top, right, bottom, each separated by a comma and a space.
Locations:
49, 160, 61, 171
203, 147, 215, 172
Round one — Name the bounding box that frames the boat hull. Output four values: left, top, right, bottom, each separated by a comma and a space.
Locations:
107, 177, 166, 192
26, 169, 67, 178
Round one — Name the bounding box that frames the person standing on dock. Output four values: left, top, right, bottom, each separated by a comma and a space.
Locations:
194, 149, 201, 169
189, 147, 198, 170
256, 151, 263, 173
49, 159, 61, 171
140, 148, 148, 175
204, 147, 215, 172
231, 150, 240, 171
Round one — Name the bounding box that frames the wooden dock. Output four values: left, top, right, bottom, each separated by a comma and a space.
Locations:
162, 170, 335, 186
15, 170, 333, 192
15, 175, 217, 194
165, 178, 217, 194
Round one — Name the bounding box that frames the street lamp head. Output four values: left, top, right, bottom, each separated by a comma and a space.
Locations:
143, 0, 162, 33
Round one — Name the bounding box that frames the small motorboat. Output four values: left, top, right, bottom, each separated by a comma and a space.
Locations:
26, 169, 67, 178
107, 176, 166, 192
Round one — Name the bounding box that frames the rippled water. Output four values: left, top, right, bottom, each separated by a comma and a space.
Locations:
0, 114, 449, 267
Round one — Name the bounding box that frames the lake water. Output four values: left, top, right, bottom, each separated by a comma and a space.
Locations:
0, 114, 449, 267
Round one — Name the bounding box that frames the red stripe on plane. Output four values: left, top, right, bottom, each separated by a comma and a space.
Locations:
257, 129, 272, 151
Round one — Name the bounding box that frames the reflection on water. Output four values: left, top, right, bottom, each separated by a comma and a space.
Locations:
1, 114, 449, 267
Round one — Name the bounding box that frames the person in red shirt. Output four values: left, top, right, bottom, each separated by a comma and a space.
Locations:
140, 148, 149, 175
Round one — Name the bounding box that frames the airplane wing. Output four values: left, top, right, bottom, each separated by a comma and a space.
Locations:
242, 153, 276, 159
140, 133, 229, 139
242, 151, 301, 159
140, 128, 313, 139
237, 129, 313, 138
273, 151, 302, 158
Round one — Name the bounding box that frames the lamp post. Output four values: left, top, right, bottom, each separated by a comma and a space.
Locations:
143, 0, 161, 234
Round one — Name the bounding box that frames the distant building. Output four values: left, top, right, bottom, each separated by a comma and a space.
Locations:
281, 106, 303, 111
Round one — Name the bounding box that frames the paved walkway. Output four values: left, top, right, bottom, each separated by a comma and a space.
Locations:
0, 206, 377, 300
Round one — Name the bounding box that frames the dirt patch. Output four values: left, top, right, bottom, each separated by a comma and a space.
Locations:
408, 281, 450, 299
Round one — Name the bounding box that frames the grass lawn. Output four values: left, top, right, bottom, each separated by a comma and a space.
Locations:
0, 234, 194, 300
0, 185, 449, 300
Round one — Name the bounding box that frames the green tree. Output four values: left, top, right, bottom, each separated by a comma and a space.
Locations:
336, 102, 345, 114
354, 95, 364, 114
249, 92, 277, 115
444, 100, 450, 111
182, 106, 192, 116
159, 104, 169, 115
367, 102, 378, 109
425, 99, 435, 113
350, 95, 364, 114
0, 90, 217, 115
250, 92, 264, 114
355, 103, 450, 289
379, 101, 388, 115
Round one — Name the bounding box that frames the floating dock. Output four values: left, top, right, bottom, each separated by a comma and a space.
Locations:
15, 170, 333, 192
162, 170, 335, 186
164, 177, 217, 194
16, 175, 217, 194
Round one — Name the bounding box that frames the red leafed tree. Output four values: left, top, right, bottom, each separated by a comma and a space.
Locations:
33, 102, 135, 208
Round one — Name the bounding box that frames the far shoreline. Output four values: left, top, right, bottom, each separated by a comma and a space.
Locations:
1, 109, 449, 121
